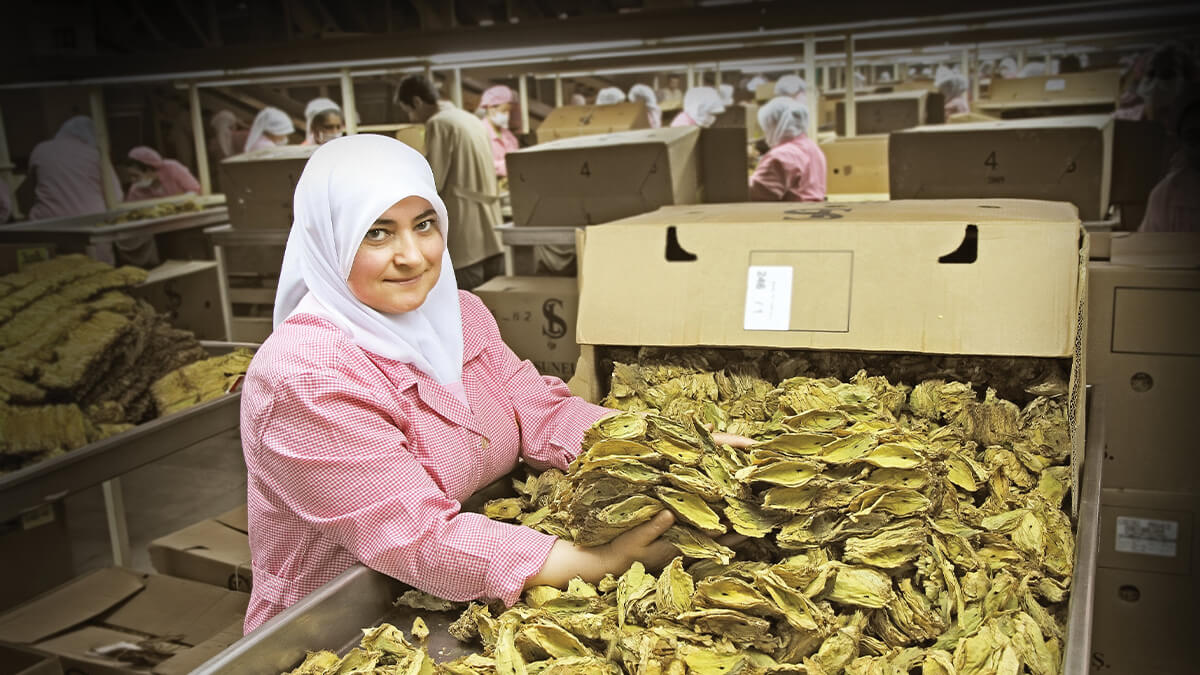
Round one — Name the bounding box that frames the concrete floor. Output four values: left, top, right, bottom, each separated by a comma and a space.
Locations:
65, 426, 247, 576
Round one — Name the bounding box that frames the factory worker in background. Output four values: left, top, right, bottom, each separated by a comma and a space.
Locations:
569, 83, 588, 106
595, 87, 626, 105
210, 110, 247, 160
718, 84, 735, 106
935, 66, 971, 117
19, 116, 122, 220
478, 85, 520, 178
302, 97, 346, 146
1018, 61, 1048, 78
749, 97, 827, 203
395, 75, 504, 290
670, 87, 725, 127
628, 84, 662, 128
658, 74, 684, 105
774, 74, 810, 100
746, 73, 768, 92
1141, 85, 1200, 232
997, 57, 1019, 79
124, 146, 200, 201
245, 107, 295, 153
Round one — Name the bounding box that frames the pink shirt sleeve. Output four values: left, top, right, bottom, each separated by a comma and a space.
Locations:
248, 372, 558, 606
749, 152, 788, 201
469, 294, 614, 470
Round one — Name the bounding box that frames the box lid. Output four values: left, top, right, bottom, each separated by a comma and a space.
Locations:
1109, 232, 1200, 269
34, 625, 163, 670
214, 505, 248, 533
839, 90, 927, 103
219, 144, 315, 165
892, 113, 1111, 135
538, 102, 647, 133
148, 518, 250, 568
104, 575, 247, 646
0, 569, 145, 644
577, 199, 1082, 358
474, 276, 578, 295
519, 125, 695, 153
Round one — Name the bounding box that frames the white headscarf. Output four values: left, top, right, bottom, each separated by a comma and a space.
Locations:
682, 87, 726, 127
746, 74, 768, 92
628, 84, 661, 128
211, 110, 238, 157
274, 134, 463, 385
758, 96, 809, 148
718, 84, 735, 106
935, 66, 969, 99
775, 75, 808, 100
57, 116, 97, 146
596, 87, 626, 105
245, 107, 294, 153
304, 97, 342, 133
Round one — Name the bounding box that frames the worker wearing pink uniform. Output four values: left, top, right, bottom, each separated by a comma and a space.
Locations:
240, 135, 754, 632
244, 107, 294, 153
479, 85, 519, 177
124, 146, 201, 201
749, 97, 827, 202
936, 69, 971, 118
25, 116, 122, 220
670, 87, 725, 128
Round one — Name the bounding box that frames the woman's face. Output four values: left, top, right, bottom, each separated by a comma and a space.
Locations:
348, 196, 444, 314
312, 112, 345, 144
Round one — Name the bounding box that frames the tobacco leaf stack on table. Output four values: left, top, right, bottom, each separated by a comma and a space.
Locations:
286, 346, 1078, 675
0, 254, 250, 473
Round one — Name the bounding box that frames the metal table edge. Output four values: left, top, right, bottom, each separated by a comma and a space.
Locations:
1064, 387, 1105, 674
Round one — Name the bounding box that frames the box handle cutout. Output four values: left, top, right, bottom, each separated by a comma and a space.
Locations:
938, 225, 978, 264
665, 226, 697, 262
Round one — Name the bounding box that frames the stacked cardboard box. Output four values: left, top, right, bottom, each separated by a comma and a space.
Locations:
980, 69, 1122, 118
819, 134, 889, 196
889, 115, 1114, 221
218, 145, 316, 231
534, 102, 649, 144
1085, 234, 1200, 674
0, 567, 247, 675
472, 276, 580, 381
147, 505, 251, 593
835, 90, 927, 136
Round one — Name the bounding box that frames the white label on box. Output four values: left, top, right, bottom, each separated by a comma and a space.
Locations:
744, 266, 793, 331
1115, 516, 1179, 557
1044, 78, 1067, 92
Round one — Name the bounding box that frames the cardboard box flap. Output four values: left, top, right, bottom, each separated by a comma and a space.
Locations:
214, 505, 248, 533
152, 618, 245, 675
519, 126, 694, 153
891, 113, 1111, 135
1109, 232, 1200, 269
149, 519, 250, 562
987, 69, 1121, 104
840, 90, 927, 103
35, 626, 169, 671
475, 276, 577, 295
578, 199, 1081, 358
0, 568, 145, 644
104, 575, 248, 646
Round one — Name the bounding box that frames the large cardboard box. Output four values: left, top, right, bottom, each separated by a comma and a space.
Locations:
699, 127, 750, 204
569, 198, 1088, 501
819, 134, 889, 195
0, 503, 73, 612
889, 115, 1114, 221
0, 568, 247, 675
1090, 566, 1198, 674
472, 276, 579, 381
535, 102, 649, 144
147, 505, 251, 592
1111, 119, 1173, 205
711, 103, 762, 142
988, 69, 1121, 106
835, 90, 927, 136
754, 81, 775, 103
218, 145, 316, 230
507, 126, 701, 228
129, 260, 227, 341
1086, 247, 1200, 493
358, 124, 426, 154
0, 642, 63, 675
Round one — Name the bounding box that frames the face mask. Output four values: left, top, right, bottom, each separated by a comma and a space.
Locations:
315, 130, 345, 145
489, 111, 510, 129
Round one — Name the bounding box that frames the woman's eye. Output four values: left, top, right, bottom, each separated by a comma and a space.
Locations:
365, 228, 389, 241
415, 219, 436, 232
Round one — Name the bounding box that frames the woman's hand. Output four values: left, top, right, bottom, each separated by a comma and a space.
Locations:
525, 511, 677, 590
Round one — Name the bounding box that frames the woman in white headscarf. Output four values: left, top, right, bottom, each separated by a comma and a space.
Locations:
241, 135, 751, 634
595, 86, 626, 105
670, 86, 726, 127
628, 83, 662, 128
244, 107, 295, 153
935, 66, 971, 117
774, 74, 809, 100
749, 97, 826, 202
23, 116, 122, 220
302, 97, 345, 146
718, 84, 735, 106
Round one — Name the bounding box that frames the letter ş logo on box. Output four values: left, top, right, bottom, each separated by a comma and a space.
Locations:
542, 298, 568, 339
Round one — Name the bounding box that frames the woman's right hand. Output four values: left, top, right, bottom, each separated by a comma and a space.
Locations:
525, 511, 678, 590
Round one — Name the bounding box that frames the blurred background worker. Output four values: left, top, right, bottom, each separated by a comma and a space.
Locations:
671, 86, 725, 127
479, 85, 519, 178
302, 97, 345, 146
935, 67, 971, 117
1141, 85, 1200, 232
997, 57, 1019, 79
209, 110, 247, 160
774, 74, 810, 101
718, 84, 735, 106
658, 74, 684, 106
396, 75, 504, 290
745, 73, 767, 93
124, 146, 200, 201
17, 116, 122, 220
244, 107, 294, 153
749, 97, 827, 202
628, 84, 661, 128
569, 83, 588, 106
595, 86, 626, 105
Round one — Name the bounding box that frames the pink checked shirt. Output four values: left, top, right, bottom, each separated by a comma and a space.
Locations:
240, 291, 612, 634
749, 135, 828, 202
